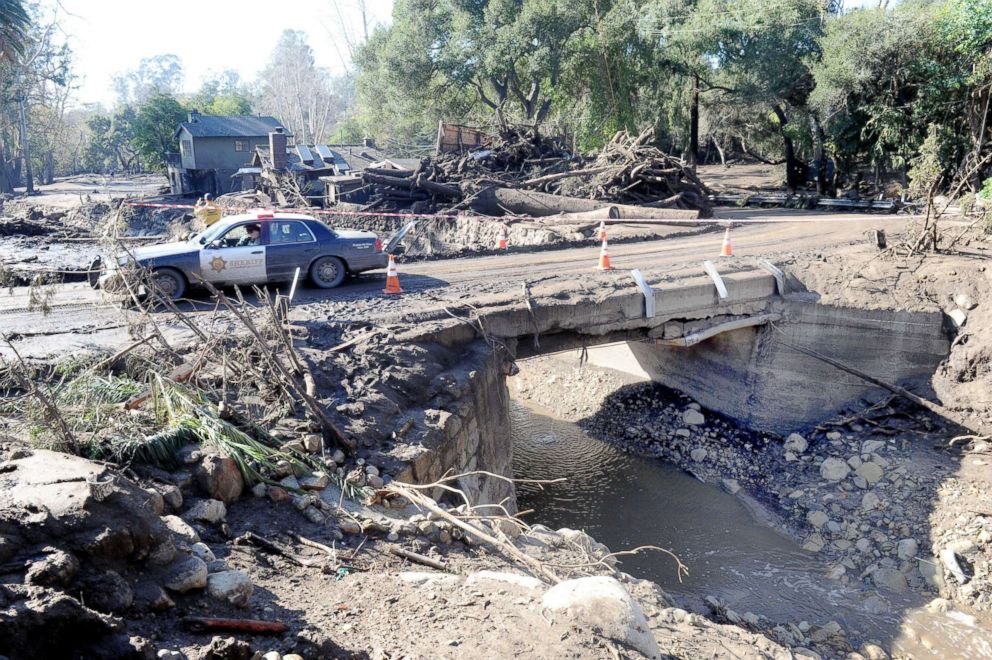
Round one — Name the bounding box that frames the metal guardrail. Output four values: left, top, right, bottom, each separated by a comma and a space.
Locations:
709, 193, 898, 212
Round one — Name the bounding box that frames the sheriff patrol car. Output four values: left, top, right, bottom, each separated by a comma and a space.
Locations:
95, 210, 412, 300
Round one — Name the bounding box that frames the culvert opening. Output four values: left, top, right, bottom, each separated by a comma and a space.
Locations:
505, 335, 992, 658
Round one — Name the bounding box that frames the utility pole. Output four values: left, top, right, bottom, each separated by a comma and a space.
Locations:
359, 0, 369, 42
688, 73, 700, 173
16, 92, 34, 194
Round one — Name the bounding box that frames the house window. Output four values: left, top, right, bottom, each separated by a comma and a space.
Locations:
235, 140, 248, 152
181, 140, 192, 157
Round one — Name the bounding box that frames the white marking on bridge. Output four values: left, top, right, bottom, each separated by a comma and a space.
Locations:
702, 260, 728, 300
758, 260, 786, 295
630, 269, 655, 318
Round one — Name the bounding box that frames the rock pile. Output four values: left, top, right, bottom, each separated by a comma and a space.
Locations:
581, 383, 968, 612
0, 446, 264, 658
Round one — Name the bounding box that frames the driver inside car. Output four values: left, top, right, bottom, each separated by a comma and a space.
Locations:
236, 224, 261, 247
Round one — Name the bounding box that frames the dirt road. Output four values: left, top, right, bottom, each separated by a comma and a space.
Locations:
0, 208, 908, 359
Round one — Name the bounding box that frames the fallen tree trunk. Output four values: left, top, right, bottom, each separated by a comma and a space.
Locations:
517, 165, 611, 189
362, 171, 461, 198
612, 205, 701, 221
414, 173, 460, 198
471, 188, 700, 220
533, 217, 704, 228
553, 207, 620, 221
364, 166, 414, 179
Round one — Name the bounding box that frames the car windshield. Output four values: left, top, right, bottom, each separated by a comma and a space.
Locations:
198, 221, 236, 244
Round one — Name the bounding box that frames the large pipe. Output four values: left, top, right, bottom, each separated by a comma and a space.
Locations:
655, 313, 781, 347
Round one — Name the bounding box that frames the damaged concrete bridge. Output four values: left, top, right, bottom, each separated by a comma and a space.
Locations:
373, 263, 949, 506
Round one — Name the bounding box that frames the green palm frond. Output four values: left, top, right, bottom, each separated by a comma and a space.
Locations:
149, 375, 313, 486
91, 422, 197, 470
57, 374, 145, 406
0, 0, 30, 63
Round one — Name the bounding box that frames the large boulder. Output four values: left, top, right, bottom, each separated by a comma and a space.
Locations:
819, 457, 850, 482
0, 585, 131, 659
682, 409, 705, 426
195, 455, 244, 505
24, 548, 80, 587
185, 498, 227, 524
541, 576, 659, 659
0, 449, 173, 564
162, 554, 208, 593
871, 567, 908, 593
162, 515, 200, 545
207, 570, 254, 607
784, 433, 808, 454
79, 569, 134, 613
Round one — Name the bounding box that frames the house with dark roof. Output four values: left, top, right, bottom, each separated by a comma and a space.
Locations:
166, 110, 289, 196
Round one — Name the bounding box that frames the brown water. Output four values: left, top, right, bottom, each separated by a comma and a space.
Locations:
511, 398, 992, 657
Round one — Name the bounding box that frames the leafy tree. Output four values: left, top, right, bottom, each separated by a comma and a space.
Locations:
354, 0, 469, 142
811, 0, 991, 194
811, 5, 936, 185
554, 0, 660, 150
131, 94, 186, 170
934, 0, 992, 187
0, 1, 72, 192
192, 70, 252, 116
84, 108, 141, 173
355, 0, 604, 141
684, 0, 829, 190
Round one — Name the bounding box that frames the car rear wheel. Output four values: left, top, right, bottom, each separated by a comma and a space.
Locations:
310, 256, 346, 289
150, 267, 187, 300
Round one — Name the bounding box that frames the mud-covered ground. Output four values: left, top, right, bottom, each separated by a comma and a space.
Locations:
0, 438, 803, 660
786, 236, 992, 435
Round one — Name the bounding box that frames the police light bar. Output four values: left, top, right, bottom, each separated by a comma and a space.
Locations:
256, 210, 274, 219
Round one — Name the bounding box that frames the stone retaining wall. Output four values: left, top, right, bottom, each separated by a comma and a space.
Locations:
394, 344, 514, 508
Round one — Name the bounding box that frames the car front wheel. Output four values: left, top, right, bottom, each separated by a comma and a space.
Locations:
309, 256, 346, 289
150, 267, 187, 300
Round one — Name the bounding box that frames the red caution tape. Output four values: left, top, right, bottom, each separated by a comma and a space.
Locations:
123, 201, 456, 220
122, 201, 905, 224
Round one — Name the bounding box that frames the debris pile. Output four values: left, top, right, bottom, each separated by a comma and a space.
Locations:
560, 128, 712, 211
354, 126, 711, 219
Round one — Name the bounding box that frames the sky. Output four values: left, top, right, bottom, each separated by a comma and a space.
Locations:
57, 0, 396, 109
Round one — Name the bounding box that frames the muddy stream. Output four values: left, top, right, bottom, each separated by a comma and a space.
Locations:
511, 397, 992, 658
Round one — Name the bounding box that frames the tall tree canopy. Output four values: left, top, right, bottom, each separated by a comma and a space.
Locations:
112, 54, 184, 106
254, 30, 348, 144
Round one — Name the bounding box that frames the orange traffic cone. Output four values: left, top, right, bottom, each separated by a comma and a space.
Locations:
597, 220, 606, 241
720, 227, 733, 257
383, 255, 402, 294
497, 224, 508, 250
595, 231, 614, 270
